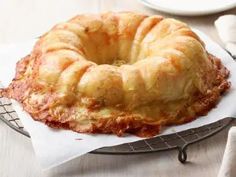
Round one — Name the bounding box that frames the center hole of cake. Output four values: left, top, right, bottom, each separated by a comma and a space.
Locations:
88, 56, 129, 66
111, 59, 127, 66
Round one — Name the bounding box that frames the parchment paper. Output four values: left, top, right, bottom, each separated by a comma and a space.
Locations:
0, 30, 235, 169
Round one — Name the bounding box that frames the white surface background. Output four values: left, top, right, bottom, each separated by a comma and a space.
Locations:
0, 0, 236, 177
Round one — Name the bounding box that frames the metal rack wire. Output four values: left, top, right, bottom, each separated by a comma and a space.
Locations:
0, 94, 233, 163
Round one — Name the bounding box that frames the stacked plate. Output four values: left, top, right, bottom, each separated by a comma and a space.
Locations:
139, 0, 236, 16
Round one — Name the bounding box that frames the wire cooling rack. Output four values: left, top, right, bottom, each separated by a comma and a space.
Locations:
0, 94, 233, 163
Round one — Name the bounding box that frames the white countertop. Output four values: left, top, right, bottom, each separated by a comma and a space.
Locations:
0, 0, 236, 176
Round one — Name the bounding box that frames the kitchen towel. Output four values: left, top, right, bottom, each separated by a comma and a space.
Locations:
215, 14, 236, 177
218, 127, 236, 177
215, 14, 236, 58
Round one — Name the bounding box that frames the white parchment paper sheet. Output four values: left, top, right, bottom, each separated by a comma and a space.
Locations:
0, 30, 235, 169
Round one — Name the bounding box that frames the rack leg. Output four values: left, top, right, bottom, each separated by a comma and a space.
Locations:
178, 146, 187, 163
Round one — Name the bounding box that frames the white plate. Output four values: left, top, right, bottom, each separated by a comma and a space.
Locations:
139, 0, 236, 16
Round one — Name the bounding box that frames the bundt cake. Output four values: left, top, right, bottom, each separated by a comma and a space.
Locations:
0, 12, 230, 137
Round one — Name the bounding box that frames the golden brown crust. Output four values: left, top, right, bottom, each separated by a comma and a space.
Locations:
0, 12, 231, 137
45, 116, 161, 137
